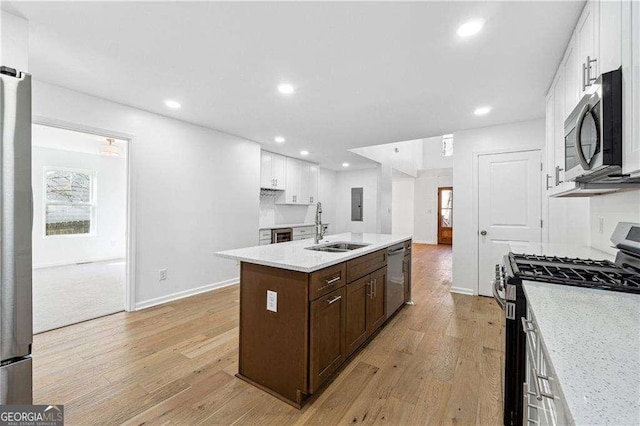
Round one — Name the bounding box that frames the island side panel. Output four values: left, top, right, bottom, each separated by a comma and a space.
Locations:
238, 262, 309, 406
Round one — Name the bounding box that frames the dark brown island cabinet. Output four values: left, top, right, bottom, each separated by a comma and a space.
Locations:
237, 239, 412, 408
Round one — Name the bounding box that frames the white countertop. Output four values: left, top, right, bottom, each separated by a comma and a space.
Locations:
523, 281, 640, 425
509, 242, 616, 262
215, 232, 411, 273
259, 222, 328, 230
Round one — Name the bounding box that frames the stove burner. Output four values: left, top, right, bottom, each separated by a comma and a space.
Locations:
509, 253, 640, 294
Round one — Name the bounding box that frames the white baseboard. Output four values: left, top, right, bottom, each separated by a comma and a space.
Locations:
135, 277, 239, 310
413, 239, 437, 245
450, 286, 474, 296
34, 256, 126, 269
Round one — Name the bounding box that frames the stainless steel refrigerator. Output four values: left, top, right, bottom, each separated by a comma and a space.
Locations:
0, 66, 33, 404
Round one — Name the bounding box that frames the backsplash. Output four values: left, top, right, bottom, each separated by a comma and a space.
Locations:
590, 189, 640, 254
259, 190, 315, 227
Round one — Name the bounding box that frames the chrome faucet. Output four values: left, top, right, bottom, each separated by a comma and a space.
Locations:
315, 202, 326, 244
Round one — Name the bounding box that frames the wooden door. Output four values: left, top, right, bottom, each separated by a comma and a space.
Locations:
309, 286, 346, 393
345, 275, 369, 358
437, 187, 453, 245
478, 150, 542, 296
366, 267, 387, 333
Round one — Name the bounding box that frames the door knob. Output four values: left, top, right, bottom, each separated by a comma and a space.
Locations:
480, 230, 487, 236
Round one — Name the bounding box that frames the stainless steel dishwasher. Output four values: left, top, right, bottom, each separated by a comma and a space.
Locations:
386, 243, 405, 317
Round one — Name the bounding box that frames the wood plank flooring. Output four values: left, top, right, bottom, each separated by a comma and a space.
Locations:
33, 244, 505, 425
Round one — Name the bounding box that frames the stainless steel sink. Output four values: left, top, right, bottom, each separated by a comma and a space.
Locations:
305, 242, 370, 253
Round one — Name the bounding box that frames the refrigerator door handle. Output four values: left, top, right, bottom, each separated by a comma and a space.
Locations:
0, 71, 33, 362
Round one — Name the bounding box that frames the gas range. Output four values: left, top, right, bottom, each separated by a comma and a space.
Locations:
508, 253, 640, 294
495, 222, 640, 426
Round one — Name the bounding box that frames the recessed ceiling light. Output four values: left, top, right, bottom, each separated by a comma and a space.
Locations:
278, 83, 295, 95
274, 136, 285, 143
474, 106, 492, 116
300, 150, 309, 156
342, 162, 350, 168
164, 99, 181, 109
457, 19, 485, 38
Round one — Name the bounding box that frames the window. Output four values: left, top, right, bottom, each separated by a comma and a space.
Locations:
45, 169, 95, 236
442, 134, 454, 157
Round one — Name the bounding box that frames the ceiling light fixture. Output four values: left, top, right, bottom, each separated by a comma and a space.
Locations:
300, 150, 309, 156
274, 136, 285, 143
164, 99, 181, 109
100, 138, 121, 157
474, 106, 492, 116
278, 83, 295, 95
342, 162, 350, 168
457, 19, 485, 38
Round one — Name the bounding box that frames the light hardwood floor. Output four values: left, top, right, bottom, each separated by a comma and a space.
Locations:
33, 244, 505, 425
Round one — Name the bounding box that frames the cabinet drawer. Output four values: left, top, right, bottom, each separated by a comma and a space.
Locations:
293, 226, 314, 237
293, 235, 313, 241
259, 229, 271, 240
309, 263, 347, 301
346, 249, 387, 283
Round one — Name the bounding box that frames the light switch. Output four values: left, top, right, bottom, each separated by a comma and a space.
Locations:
266, 290, 277, 312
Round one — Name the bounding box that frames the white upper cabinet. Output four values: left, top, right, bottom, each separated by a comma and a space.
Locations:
599, 0, 622, 74
260, 151, 286, 190
622, 0, 640, 176
563, 34, 580, 119
277, 157, 319, 205
576, 0, 600, 97
545, 91, 555, 193
553, 70, 566, 186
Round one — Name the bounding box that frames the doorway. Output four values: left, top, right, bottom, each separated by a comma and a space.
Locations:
477, 150, 542, 296
437, 187, 453, 245
31, 124, 129, 332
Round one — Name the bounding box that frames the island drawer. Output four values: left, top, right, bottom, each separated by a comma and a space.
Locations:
309, 263, 347, 300
346, 249, 387, 283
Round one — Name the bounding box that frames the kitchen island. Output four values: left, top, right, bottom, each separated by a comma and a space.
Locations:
216, 233, 412, 407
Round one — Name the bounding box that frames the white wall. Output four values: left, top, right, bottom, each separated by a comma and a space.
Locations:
391, 177, 414, 236
33, 81, 261, 309
32, 146, 127, 268
334, 167, 380, 234
413, 169, 453, 244
452, 119, 545, 295
590, 190, 640, 254
422, 136, 453, 170
0, 11, 29, 72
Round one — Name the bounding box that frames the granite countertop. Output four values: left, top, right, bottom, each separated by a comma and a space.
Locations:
509, 242, 616, 262
259, 223, 329, 230
523, 281, 640, 425
215, 232, 411, 273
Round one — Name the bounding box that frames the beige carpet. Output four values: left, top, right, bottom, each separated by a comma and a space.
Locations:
33, 259, 125, 333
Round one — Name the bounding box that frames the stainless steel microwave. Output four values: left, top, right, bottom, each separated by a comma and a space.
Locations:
564, 68, 623, 183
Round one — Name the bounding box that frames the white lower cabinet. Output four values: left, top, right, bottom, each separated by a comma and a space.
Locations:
293, 226, 314, 241
259, 229, 272, 245
523, 306, 571, 426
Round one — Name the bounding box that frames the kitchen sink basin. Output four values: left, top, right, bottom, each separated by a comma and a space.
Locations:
305, 242, 370, 253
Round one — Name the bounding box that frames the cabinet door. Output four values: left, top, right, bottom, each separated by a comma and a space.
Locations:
563, 34, 579, 119
309, 286, 346, 393
345, 275, 369, 358
284, 158, 301, 203
403, 254, 411, 303
552, 71, 566, 185
271, 154, 287, 190
599, 0, 621, 73
308, 164, 319, 204
366, 267, 387, 334
622, 0, 640, 176
299, 162, 311, 204
545, 91, 555, 192
260, 152, 274, 188
577, 0, 600, 97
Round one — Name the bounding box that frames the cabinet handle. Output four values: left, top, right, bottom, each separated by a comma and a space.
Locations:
325, 276, 341, 285
373, 278, 377, 298
582, 61, 588, 92
521, 317, 535, 334
545, 174, 552, 190
326, 295, 342, 305
555, 165, 563, 185
310, 196, 313, 203
368, 281, 373, 299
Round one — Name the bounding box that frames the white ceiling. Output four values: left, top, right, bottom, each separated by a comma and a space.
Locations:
10, 1, 583, 170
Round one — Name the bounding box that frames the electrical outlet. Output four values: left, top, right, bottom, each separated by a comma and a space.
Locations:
598, 218, 604, 234
159, 269, 168, 281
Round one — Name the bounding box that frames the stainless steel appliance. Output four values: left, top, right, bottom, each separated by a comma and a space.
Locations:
271, 228, 292, 244
493, 222, 640, 425
564, 68, 629, 183
385, 243, 405, 317
0, 66, 33, 404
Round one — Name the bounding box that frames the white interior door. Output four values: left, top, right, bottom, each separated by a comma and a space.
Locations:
478, 150, 542, 296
